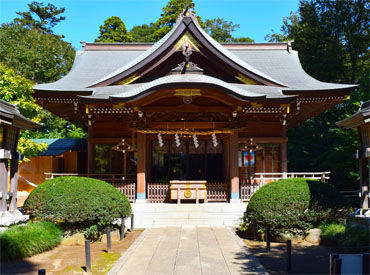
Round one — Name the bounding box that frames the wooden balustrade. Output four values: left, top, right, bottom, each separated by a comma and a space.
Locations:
45, 172, 330, 203
206, 182, 229, 202
241, 172, 331, 201
147, 182, 170, 203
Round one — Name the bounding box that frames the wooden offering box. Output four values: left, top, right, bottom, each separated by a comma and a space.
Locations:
170, 180, 207, 204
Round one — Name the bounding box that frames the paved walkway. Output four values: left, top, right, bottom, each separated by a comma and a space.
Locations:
109, 226, 267, 275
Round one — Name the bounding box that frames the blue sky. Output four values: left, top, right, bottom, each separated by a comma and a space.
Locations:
0, 0, 299, 50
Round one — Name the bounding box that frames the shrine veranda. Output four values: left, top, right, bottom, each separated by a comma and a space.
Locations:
34, 10, 356, 203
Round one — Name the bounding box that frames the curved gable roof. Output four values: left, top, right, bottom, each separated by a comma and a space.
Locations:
88, 11, 285, 87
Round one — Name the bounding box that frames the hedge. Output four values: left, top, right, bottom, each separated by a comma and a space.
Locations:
0, 221, 61, 261
23, 176, 132, 236
242, 178, 348, 236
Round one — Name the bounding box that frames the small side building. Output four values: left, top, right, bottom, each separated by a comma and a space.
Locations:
18, 138, 87, 206
0, 99, 39, 215
336, 101, 370, 212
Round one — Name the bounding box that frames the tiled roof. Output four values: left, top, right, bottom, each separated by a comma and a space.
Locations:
31, 138, 87, 156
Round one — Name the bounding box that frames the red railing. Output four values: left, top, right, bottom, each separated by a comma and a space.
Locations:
147, 182, 170, 203
45, 173, 136, 202
241, 172, 331, 201
206, 182, 229, 202
146, 181, 229, 203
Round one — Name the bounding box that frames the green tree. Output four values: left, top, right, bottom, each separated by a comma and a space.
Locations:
0, 23, 75, 84
95, 16, 133, 42
269, 0, 369, 191
14, 1, 65, 34
129, 23, 157, 42
232, 37, 254, 43
204, 18, 239, 42
0, 63, 48, 159
151, 0, 204, 41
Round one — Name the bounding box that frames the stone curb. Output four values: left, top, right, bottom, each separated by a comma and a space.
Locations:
107, 228, 150, 275
228, 227, 269, 275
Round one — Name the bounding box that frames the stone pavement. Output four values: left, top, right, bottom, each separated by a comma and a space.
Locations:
108, 226, 267, 275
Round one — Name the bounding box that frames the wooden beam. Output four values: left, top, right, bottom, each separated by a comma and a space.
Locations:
238, 137, 288, 144
143, 105, 231, 113
148, 121, 229, 129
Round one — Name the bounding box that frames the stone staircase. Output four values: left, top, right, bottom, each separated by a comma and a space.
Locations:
128, 203, 247, 228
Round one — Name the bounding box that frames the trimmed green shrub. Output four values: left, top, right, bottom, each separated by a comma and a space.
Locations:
321, 222, 369, 253
0, 221, 61, 261
320, 222, 346, 246
242, 178, 348, 236
24, 176, 131, 234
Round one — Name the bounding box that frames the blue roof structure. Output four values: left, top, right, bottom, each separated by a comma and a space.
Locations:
31, 138, 87, 156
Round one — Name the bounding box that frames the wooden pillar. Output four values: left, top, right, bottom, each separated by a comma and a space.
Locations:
360, 157, 369, 210
137, 132, 146, 202
9, 152, 19, 212
223, 138, 230, 182
281, 126, 288, 176
87, 126, 93, 175
0, 160, 8, 213
229, 132, 240, 203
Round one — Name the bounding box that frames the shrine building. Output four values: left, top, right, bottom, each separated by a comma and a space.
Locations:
33, 10, 357, 203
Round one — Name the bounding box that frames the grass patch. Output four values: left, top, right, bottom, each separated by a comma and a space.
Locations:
0, 221, 61, 261
321, 222, 369, 253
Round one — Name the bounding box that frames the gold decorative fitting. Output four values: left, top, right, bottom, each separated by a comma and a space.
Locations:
174, 31, 201, 52
112, 103, 126, 109
85, 104, 94, 114
235, 73, 258, 85
280, 104, 290, 113
184, 190, 192, 198
344, 95, 350, 100
174, 89, 201, 97
118, 73, 140, 85
250, 103, 263, 109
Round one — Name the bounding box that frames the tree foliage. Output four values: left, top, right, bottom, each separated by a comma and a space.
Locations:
0, 23, 75, 84
100, 0, 252, 43
0, 63, 48, 159
204, 18, 239, 42
14, 1, 65, 34
95, 16, 133, 43
266, 0, 369, 190
0, 2, 86, 159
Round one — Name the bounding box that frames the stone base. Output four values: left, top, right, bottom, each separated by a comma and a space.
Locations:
229, 198, 241, 203
135, 199, 147, 204
0, 211, 29, 231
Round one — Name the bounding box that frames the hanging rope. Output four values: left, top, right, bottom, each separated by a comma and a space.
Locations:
136, 129, 233, 135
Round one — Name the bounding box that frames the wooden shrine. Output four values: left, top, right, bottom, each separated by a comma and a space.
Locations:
33, 9, 357, 203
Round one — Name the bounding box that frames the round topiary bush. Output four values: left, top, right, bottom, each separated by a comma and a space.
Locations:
242, 178, 347, 237
24, 176, 131, 233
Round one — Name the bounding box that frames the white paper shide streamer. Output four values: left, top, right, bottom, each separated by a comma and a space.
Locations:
212, 131, 218, 147
157, 131, 164, 147
193, 133, 199, 148
175, 131, 181, 147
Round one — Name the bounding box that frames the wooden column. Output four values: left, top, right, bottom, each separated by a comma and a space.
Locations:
137, 132, 146, 202
223, 138, 230, 182
9, 152, 19, 212
229, 132, 240, 202
87, 126, 93, 175
360, 157, 369, 210
0, 160, 8, 212
281, 126, 288, 176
